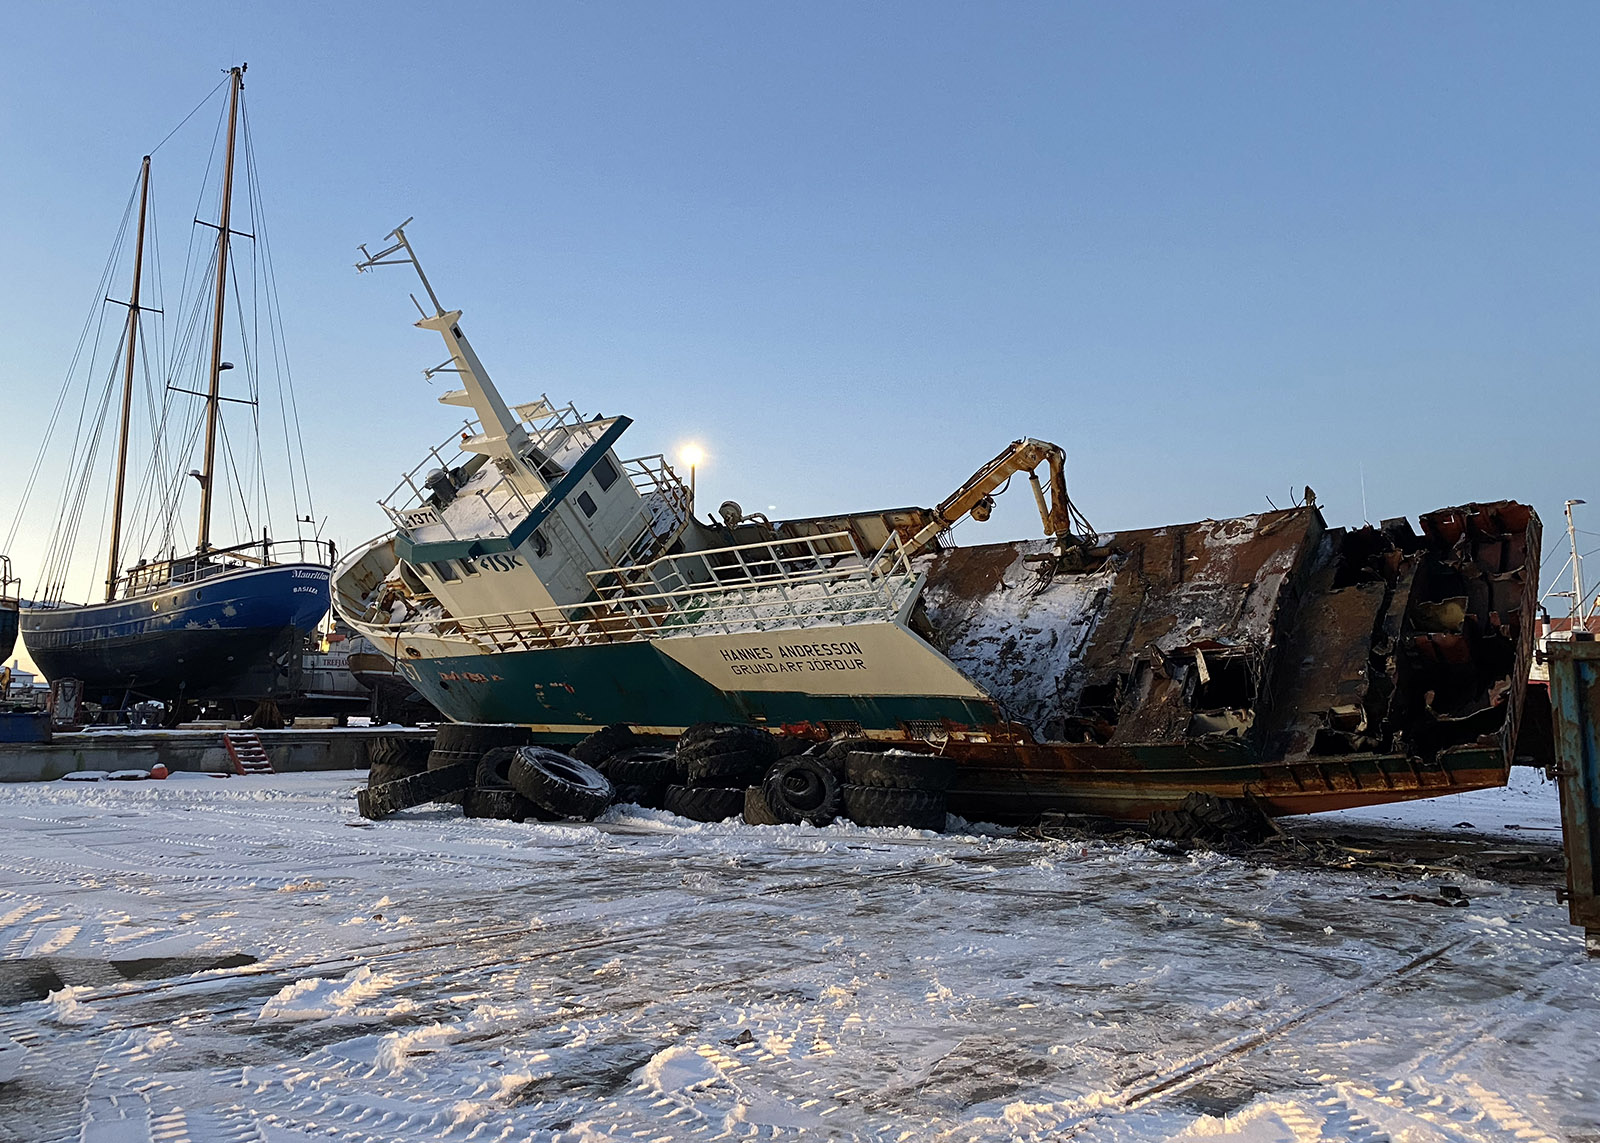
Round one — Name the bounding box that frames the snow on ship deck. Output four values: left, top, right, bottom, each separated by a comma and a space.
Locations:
0, 769, 1589, 1141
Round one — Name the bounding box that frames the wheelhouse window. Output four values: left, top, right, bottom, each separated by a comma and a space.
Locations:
532, 529, 550, 559
577, 491, 598, 517
433, 560, 460, 582
593, 455, 619, 491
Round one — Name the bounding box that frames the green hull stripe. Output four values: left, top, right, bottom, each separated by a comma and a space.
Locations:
400, 641, 996, 733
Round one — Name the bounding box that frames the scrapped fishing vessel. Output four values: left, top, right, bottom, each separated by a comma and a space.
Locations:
16, 66, 331, 712
335, 222, 1541, 821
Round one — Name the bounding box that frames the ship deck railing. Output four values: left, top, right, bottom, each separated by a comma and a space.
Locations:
375, 399, 689, 552
605, 455, 693, 567
33, 537, 334, 608
382, 531, 921, 652
377, 396, 609, 516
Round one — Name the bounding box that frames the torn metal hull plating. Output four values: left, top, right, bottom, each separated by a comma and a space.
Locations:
917, 499, 1541, 822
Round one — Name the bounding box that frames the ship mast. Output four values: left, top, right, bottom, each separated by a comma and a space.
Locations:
197, 63, 245, 555
104, 156, 152, 602
1566, 498, 1589, 627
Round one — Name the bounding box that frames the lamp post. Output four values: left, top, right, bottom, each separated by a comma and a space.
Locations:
680, 444, 704, 511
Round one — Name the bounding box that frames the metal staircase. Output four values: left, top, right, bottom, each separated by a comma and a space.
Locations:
223, 731, 275, 775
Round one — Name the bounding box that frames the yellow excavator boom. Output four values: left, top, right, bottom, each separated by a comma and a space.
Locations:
898, 437, 1092, 561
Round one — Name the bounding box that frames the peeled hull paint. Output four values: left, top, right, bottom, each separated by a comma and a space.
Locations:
912, 500, 1541, 821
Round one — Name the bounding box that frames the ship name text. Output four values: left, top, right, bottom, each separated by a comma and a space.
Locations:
720, 640, 867, 677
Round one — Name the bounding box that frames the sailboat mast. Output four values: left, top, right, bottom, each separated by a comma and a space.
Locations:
197, 63, 244, 554
1566, 499, 1588, 627
105, 155, 152, 603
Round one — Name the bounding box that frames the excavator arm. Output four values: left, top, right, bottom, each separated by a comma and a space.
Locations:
899, 438, 1093, 561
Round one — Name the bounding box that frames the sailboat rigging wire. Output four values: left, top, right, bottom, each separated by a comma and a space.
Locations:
43, 345, 123, 600
86, 422, 120, 602
129, 329, 167, 562
3, 173, 143, 555
241, 99, 313, 533
243, 153, 267, 530
172, 99, 227, 374
147, 74, 229, 157
42, 296, 124, 590
218, 416, 249, 542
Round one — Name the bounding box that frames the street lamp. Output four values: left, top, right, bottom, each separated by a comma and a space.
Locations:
679, 444, 705, 507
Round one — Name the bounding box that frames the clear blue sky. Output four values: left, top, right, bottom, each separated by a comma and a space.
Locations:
2, 3, 1596, 649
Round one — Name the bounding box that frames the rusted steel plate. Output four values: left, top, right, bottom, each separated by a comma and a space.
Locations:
1546, 639, 1600, 951
941, 737, 1506, 823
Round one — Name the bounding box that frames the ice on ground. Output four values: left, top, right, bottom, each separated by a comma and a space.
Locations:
641, 1044, 723, 1093
43, 985, 99, 1026
256, 965, 407, 1023
0, 769, 1588, 1142
0, 1035, 27, 1083
374, 1022, 457, 1072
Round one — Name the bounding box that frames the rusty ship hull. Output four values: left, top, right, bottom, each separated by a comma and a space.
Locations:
914, 499, 1540, 822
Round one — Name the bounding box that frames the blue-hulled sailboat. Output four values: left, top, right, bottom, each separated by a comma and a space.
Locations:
18, 66, 331, 712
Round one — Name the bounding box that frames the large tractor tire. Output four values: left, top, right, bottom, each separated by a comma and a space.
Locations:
742, 785, 785, 826
598, 748, 679, 786
463, 786, 542, 822
569, 723, 639, 766
1147, 793, 1271, 847
427, 723, 533, 805
358, 762, 475, 820
843, 749, 957, 792
662, 784, 744, 823
840, 784, 947, 832
677, 725, 780, 777
365, 735, 432, 788
508, 747, 614, 821
761, 756, 841, 825
679, 726, 780, 787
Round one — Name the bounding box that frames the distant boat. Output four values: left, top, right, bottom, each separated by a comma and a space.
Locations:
16, 65, 330, 715
0, 556, 17, 665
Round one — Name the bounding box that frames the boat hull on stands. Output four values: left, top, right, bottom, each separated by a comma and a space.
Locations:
22, 563, 329, 706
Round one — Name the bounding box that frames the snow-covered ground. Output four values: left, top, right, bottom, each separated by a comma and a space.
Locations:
0, 769, 1593, 1142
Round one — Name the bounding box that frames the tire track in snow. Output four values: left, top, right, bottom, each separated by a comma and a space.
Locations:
937, 938, 1492, 1141
0, 774, 1587, 1141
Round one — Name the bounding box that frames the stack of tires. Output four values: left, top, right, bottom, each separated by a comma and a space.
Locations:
665, 723, 782, 822
735, 736, 955, 831
744, 751, 842, 826
363, 735, 433, 788
837, 748, 955, 831
569, 724, 680, 810
356, 722, 960, 835
358, 723, 615, 824
425, 723, 534, 804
